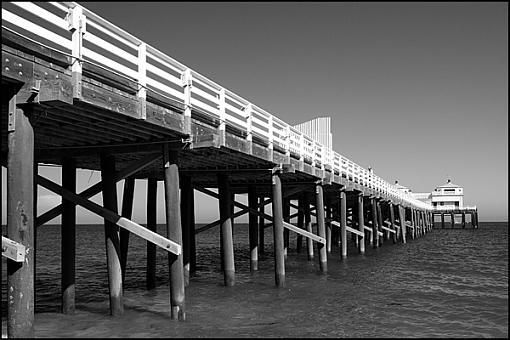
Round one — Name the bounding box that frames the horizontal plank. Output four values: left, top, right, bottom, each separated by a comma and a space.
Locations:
117, 217, 181, 255
12, 2, 68, 30
363, 226, 373, 233
2, 236, 26, 262
283, 222, 325, 244
345, 226, 364, 237
381, 226, 396, 233
377, 231, 383, 237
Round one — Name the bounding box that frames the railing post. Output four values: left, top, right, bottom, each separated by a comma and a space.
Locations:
267, 115, 274, 161
68, 5, 86, 99
182, 69, 192, 135
246, 103, 253, 154
137, 42, 147, 120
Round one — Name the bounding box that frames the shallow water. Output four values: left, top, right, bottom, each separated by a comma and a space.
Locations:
2, 222, 508, 337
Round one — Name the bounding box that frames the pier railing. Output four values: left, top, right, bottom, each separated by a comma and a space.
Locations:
2, 1, 432, 211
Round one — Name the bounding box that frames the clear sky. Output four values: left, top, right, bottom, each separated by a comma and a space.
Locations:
1, 2, 508, 223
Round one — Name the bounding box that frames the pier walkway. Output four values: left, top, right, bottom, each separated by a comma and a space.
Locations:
1, 2, 477, 337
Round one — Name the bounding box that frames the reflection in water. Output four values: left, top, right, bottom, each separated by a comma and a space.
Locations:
1, 223, 508, 337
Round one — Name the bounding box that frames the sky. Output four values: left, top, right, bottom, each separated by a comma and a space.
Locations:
1, 2, 508, 223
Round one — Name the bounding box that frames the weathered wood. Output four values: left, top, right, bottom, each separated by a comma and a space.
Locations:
296, 194, 304, 253
163, 146, 185, 320
357, 193, 365, 254
248, 186, 258, 271
304, 194, 314, 260
100, 153, 124, 316
399, 206, 407, 243
370, 197, 378, 247
441, 213, 444, 229
120, 177, 135, 281
389, 203, 397, 243
146, 178, 157, 290
344, 225, 364, 237
462, 212, 466, 229
259, 196, 265, 257
218, 174, 235, 287
283, 198, 290, 259
36, 153, 160, 227
7, 101, 35, 338
61, 157, 76, 314
326, 199, 332, 253
36, 175, 181, 254
340, 191, 347, 258
181, 175, 193, 285
272, 172, 285, 287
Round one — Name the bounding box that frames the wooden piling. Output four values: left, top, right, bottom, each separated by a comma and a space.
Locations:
296, 194, 304, 253
120, 177, 135, 281
389, 202, 397, 243
248, 186, 258, 271
474, 211, 479, 229
410, 209, 416, 239
340, 190, 347, 258
7, 101, 35, 338
326, 198, 332, 253
218, 174, 235, 286
100, 153, 124, 316
399, 205, 406, 243
181, 175, 192, 286
259, 196, 265, 256
315, 183, 327, 272
441, 213, 445, 229
163, 146, 185, 320
283, 197, 290, 259
146, 178, 157, 290
61, 157, 76, 314
272, 171, 285, 287
304, 194, 314, 260
376, 199, 384, 244
357, 193, 365, 254
450, 213, 455, 228
371, 197, 378, 247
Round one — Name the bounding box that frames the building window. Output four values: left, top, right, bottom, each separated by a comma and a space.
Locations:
444, 189, 455, 193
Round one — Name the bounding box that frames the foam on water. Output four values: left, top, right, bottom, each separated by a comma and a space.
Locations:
2, 222, 508, 337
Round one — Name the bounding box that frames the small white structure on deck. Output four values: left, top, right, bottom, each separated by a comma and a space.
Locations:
430, 179, 464, 209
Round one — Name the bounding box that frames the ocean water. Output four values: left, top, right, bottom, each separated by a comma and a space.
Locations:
1, 222, 508, 338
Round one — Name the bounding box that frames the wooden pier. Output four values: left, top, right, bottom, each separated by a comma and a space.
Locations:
1, 2, 476, 337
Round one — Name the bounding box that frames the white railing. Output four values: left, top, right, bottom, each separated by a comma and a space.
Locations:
1, 1, 435, 211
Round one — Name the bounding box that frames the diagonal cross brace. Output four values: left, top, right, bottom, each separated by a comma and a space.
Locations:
194, 186, 324, 243
36, 174, 181, 255
36, 153, 160, 227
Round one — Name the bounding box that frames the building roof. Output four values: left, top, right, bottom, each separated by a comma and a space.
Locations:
436, 179, 461, 189
394, 180, 409, 190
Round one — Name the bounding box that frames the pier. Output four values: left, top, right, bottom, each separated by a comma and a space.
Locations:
1, 2, 477, 337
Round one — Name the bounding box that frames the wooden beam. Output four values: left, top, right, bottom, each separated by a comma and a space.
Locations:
218, 174, 235, 287
272, 171, 285, 287
35, 175, 181, 255
146, 178, 157, 290
344, 226, 364, 237
36, 153, 161, 227
61, 157, 76, 315
100, 153, 123, 316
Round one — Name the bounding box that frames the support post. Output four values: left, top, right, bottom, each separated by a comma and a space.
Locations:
474, 211, 479, 229
315, 183, 327, 272
326, 198, 332, 253
163, 146, 185, 320
357, 193, 365, 254
389, 202, 397, 243
7, 102, 35, 338
61, 157, 76, 314
296, 194, 304, 253
146, 178, 157, 290
340, 190, 347, 258
120, 177, 135, 281
283, 198, 290, 259
181, 175, 192, 286
304, 194, 314, 260
100, 153, 123, 316
451, 213, 455, 228
248, 186, 258, 271
441, 213, 444, 229
371, 197, 378, 247
410, 209, 416, 239
259, 196, 265, 256
272, 171, 285, 287
399, 205, 406, 243
218, 174, 235, 286
376, 199, 384, 244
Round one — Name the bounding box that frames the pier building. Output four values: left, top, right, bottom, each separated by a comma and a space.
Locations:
1, 2, 477, 337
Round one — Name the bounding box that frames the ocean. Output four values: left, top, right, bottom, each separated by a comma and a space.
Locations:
1, 222, 508, 338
